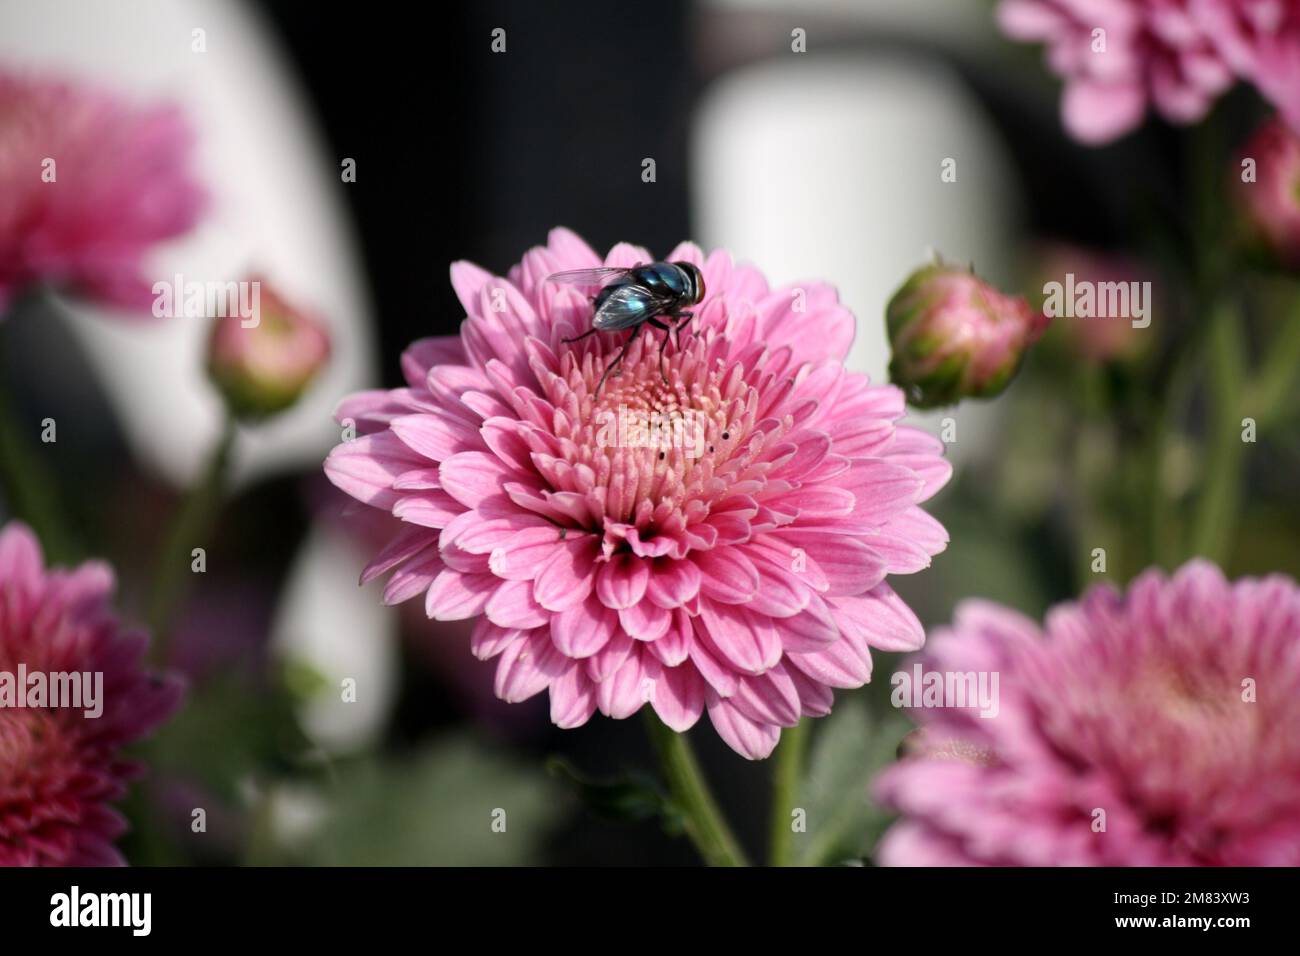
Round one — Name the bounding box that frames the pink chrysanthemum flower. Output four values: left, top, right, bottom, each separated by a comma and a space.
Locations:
1198, 0, 1300, 132
0, 522, 182, 866
876, 561, 1300, 865
0, 70, 204, 315
997, 0, 1299, 144
1233, 116, 1300, 268
325, 228, 950, 759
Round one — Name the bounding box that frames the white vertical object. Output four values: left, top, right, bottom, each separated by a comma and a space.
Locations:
0, 0, 377, 487
692, 52, 1022, 462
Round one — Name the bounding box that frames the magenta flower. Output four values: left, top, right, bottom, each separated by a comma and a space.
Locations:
876, 561, 1300, 865
1233, 116, 1300, 268
0, 523, 183, 866
0, 70, 204, 315
325, 228, 950, 759
1198, 0, 1300, 132
997, 0, 1299, 144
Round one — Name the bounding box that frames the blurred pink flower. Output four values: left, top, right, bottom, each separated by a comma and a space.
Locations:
876, 561, 1300, 865
0, 70, 204, 315
998, 0, 1299, 143
0, 522, 183, 866
1233, 116, 1300, 268
1031, 242, 1153, 361
325, 227, 951, 759
1197, 0, 1300, 131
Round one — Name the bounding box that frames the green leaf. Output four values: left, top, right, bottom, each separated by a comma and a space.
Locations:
264, 735, 570, 866
793, 695, 911, 867
145, 674, 311, 803
546, 757, 673, 826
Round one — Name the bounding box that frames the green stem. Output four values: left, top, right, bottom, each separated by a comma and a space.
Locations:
643, 712, 748, 867
1247, 291, 1300, 430
1147, 350, 1196, 569
145, 417, 237, 654
768, 718, 807, 866
1069, 364, 1113, 588
0, 365, 80, 563
1191, 302, 1245, 563
1141, 393, 1169, 569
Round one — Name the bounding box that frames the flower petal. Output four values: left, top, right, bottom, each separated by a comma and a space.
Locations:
494, 630, 567, 703
707, 694, 781, 760
552, 597, 616, 658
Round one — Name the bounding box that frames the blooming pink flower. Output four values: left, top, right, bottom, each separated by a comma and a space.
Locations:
0, 70, 204, 315
0, 522, 183, 866
876, 560, 1300, 865
325, 228, 951, 759
1196, 0, 1300, 131
997, 0, 1299, 144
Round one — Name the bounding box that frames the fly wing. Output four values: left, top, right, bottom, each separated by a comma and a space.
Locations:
592, 282, 675, 331
545, 267, 634, 289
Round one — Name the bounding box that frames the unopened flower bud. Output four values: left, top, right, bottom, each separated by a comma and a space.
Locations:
1234, 117, 1300, 270
886, 262, 1047, 408
206, 279, 331, 420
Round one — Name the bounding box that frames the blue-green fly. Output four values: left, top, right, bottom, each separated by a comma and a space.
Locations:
547, 261, 706, 394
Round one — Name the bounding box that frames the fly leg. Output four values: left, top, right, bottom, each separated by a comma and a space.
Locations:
665, 310, 694, 350
595, 325, 644, 398
561, 327, 600, 344
646, 318, 674, 384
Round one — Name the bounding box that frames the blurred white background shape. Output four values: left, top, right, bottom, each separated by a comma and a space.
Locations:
692, 50, 1022, 463
0, 0, 376, 487
270, 525, 399, 754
